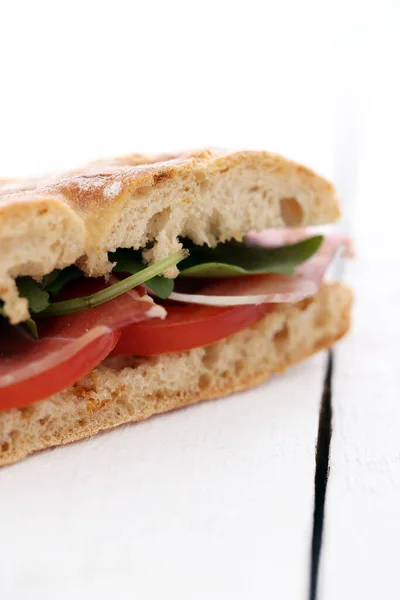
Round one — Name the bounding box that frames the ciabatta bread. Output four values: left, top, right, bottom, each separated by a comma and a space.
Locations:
0, 282, 351, 466
0, 149, 339, 324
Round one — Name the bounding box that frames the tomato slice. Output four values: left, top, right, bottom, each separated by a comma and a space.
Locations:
0, 278, 163, 411
0, 273, 271, 411
111, 301, 271, 356
0, 328, 119, 411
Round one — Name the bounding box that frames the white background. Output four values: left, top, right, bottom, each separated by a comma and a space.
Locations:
1, 1, 399, 599
0, 0, 365, 179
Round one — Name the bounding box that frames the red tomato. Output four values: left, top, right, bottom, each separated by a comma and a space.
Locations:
111, 301, 271, 356
0, 330, 119, 411
0, 276, 154, 411
0, 272, 271, 411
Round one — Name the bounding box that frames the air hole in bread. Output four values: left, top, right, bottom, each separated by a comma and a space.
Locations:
234, 360, 244, 375
273, 324, 289, 348
199, 180, 210, 195
280, 197, 304, 226
203, 346, 219, 368
199, 374, 211, 390
297, 297, 314, 311
135, 185, 152, 196
20, 405, 36, 418
315, 309, 328, 328
146, 207, 172, 237
11, 430, 20, 444
1, 442, 9, 452
194, 171, 206, 184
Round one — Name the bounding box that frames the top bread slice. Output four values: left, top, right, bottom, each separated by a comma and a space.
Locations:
0, 148, 340, 324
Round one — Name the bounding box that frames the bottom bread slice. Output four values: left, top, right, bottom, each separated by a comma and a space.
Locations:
0, 282, 352, 466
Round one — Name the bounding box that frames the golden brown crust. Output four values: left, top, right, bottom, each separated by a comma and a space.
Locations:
0, 283, 352, 467
0, 195, 85, 323
0, 150, 339, 234
0, 148, 340, 322
0, 148, 335, 212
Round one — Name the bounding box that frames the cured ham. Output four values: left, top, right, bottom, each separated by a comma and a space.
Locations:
0, 231, 352, 410
168, 233, 350, 307
247, 228, 354, 257
0, 281, 165, 409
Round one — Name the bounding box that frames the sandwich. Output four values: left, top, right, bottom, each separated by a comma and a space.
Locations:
0, 149, 352, 466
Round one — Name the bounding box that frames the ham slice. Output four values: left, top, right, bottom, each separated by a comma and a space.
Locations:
0, 280, 165, 407
0, 231, 351, 408
247, 227, 354, 257
168, 232, 350, 307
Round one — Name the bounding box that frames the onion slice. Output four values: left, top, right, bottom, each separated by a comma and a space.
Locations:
168, 233, 350, 307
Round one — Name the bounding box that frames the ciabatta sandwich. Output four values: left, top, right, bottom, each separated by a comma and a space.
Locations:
0, 149, 352, 466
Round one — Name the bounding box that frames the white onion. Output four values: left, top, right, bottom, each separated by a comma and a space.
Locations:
168, 289, 315, 306
168, 292, 266, 306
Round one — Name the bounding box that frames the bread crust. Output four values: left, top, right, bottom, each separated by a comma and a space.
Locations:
0, 282, 352, 467
0, 149, 340, 323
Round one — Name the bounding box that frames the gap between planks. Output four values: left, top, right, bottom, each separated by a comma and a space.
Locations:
309, 351, 334, 600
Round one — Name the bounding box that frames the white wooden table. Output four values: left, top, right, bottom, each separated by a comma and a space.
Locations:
1, 146, 399, 600
1, 5, 399, 599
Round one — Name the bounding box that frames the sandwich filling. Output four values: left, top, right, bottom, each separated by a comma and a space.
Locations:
0, 229, 349, 411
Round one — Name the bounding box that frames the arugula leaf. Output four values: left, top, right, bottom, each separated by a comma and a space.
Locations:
178, 235, 324, 278
0, 303, 39, 339
24, 318, 39, 339
39, 249, 188, 317
110, 249, 174, 299
16, 277, 50, 313
2, 234, 322, 324
4, 250, 181, 322
16, 267, 84, 315
40, 270, 61, 290
43, 266, 84, 296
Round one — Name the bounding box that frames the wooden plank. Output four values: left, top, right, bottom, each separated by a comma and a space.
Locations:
319, 240, 400, 599
319, 23, 400, 593
0, 360, 324, 599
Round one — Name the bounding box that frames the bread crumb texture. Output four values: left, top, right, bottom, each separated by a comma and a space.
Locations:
0, 283, 352, 466
0, 149, 340, 323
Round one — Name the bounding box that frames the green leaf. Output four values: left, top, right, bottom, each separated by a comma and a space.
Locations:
0, 303, 39, 339
24, 318, 39, 339
41, 270, 61, 290
39, 249, 188, 317
178, 235, 324, 278
110, 249, 174, 299
43, 266, 84, 296
16, 277, 50, 313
